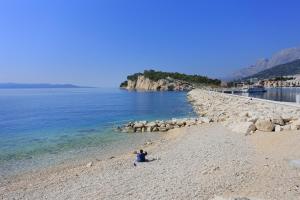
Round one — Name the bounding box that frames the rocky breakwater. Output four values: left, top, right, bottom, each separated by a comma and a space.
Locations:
188, 89, 300, 135
118, 117, 211, 133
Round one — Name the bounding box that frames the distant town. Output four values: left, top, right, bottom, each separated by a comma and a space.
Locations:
228, 75, 300, 89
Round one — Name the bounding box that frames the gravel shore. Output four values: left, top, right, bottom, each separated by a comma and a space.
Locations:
2, 89, 300, 200
1, 122, 300, 200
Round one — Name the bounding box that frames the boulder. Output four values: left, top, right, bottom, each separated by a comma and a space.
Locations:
271, 115, 284, 126
200, 117, 211, 123
158, 127, 168, 132
275, 125, 283, 132
282, 124, 291, 131
231, 122, 256, 135
281, 114, 293, 123
140, 120, 148, 125
292, 119, 300, 125
160, 123, 166, 128
133, 122, 144, 128
146, 122, 157, 128
291, 120, 300, 130
255, 119, 274, 132
86, 162, 93, 168
247, 117, 258, 123
186, 119, 197, 126
166, 124, 174, 129
291, 125, 300, 130
152, 127, 159, 132
176, 120, 185, 126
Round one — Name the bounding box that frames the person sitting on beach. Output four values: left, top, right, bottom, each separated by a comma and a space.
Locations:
136, 149, 148, 162
133, 149, 148, 166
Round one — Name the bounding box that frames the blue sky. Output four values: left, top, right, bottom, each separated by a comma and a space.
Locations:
0, 0, 300, 87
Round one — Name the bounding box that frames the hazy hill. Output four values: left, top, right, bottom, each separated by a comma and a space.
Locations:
0, 83, 86, 89
227, 47, 300, 80
244, 59, 300, 80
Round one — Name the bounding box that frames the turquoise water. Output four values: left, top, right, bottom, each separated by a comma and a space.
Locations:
0, 88, 195, 176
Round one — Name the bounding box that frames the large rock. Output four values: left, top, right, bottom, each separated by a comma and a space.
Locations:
165, 124, 174, 129
281, 114, 293, 123
146, 122, 157, 128
231, 122, 256, 135
282, 124, 291, 131
291, 119, 300, 130
200, 117, 211, 123
271, 115, 284, 126
247, 117, 258, 123
133, 122, 144, 128
158, 127, 168, 132
255, 119, 274, 132
275, 125, 283, 132
176, 120, 186, 126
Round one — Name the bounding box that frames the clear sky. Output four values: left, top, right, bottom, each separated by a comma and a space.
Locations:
1, 0, 300, 87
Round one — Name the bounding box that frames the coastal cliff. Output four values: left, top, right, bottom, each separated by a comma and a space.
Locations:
120, 70, 221, 91
123, 75, 193, 91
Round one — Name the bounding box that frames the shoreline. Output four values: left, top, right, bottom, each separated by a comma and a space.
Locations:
3, 122, 300, 199
1, 89, 300, 199
0, 130, 163, 180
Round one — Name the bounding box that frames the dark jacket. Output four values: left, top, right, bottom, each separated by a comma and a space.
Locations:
136, 152, 147, 162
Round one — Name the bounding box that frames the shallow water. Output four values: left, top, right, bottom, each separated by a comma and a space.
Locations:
0, 88, 195, 177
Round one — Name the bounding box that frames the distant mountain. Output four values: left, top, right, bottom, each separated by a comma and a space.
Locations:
227, 47, 300, 80
244, 59, 300, 80
0, 83, 87, 89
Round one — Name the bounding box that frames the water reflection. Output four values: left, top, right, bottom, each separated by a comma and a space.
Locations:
245, 88, 300, 102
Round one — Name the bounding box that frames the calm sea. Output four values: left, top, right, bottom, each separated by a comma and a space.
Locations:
242, 87, 300, 102
0, 88, 195, 177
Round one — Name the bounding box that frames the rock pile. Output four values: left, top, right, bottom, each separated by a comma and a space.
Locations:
118, 117, 211, 133
188, 89, 300, 135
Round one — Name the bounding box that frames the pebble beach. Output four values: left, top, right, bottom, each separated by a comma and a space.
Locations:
1, 89, 300, 200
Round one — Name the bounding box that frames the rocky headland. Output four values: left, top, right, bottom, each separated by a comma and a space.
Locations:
188, 89, 300, 135
123, 75, 194, 91
120, 70, 221, 91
